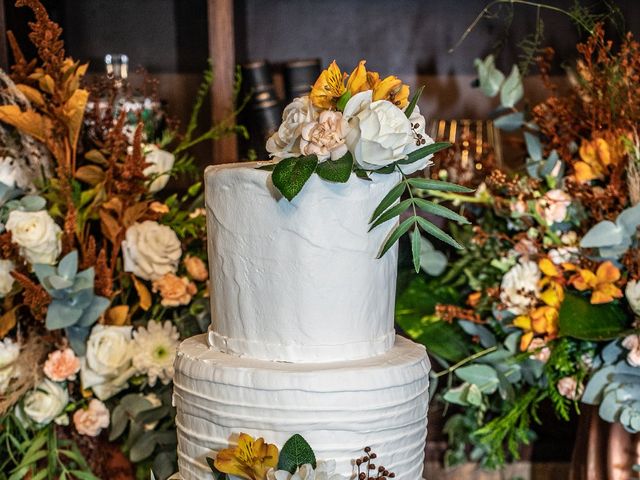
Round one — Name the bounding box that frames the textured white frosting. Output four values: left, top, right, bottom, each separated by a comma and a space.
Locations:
173, 334, 430, 479
205, 162, 401, 363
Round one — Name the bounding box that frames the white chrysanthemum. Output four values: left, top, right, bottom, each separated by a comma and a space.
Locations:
132, 320, 179, 386
266, 460, 349, 480
500, 260, 541, 315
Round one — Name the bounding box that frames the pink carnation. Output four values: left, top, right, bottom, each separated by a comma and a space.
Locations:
43, 348, 80, 382
557, 376, 584, 400
73, 399, 110, 437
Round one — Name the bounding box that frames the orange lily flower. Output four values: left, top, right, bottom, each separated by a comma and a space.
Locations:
310, 60, 371, 109
214, 433, 279, 480
514, 305, 559, 351
570, 261, 623, 304
372, 75, 410, 108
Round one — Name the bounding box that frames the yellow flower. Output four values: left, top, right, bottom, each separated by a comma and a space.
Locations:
514, 305, 559, 351
310, 61, 346, 110
574, 135, 623, 183
372, 75, 410, 108
570, 261, 623, 304
214, 433, 279, 480
538, 258, 565, 309
345, 60, 368, 96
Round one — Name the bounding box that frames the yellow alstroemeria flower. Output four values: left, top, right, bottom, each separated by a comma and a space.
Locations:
372, 75, 410, 108
345, 60, 368, 96
310, 61, 347, 110
538, 258, 565, 309
214, 433, 279, 480
574, 135, 623, 183
514, 305, 559, 351
570, 261, 623, 304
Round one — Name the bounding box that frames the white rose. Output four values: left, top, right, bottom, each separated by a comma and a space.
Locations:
299, 111, 348, 161
266, 460, 347, 480
622, 335, 640, 367
0, 259, 15, 297
21, 379, 69, 425
122, 221, 182, 281
626, 280, 640, 316
144, 145, 175, 193
5, 210, 61, 265
399, 105, 435, 175
343, 90, 413, 170
500, 260, 541, 315
81, 325, 136, 400
266, 96, 318, 160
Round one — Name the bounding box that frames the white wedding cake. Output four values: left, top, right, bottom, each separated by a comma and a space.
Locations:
173, 162, 431, 479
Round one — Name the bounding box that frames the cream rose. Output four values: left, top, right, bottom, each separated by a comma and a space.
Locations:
399, 105, 435, 175
343, 90, 413, 170
266, 460, 347, 480
538, 189, 571, 225
21, 379, 69, 425
500, 260, 541, 315
266, 96, 318, 160
144, 145, 175, 193
184, 255, 208, 281
0, 259, 15, 297
299, 111, 348, 161
5, 210, 61, 265
73, 399, 110, 437
626, 280, 640, 316
81, 325, 136, 400
557, 376, 584, 400
622, 335, 640, 367
44, 348, 81, 382
122, 221, 182, 281
0, 338, 20, 394
152, 273, 197, 307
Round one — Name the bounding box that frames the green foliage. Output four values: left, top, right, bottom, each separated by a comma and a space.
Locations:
315, 152, 353, 183
271, 155, 319, 201
277, 434, 316, 473
558, 292, 630, 341
34, 251, 110, 356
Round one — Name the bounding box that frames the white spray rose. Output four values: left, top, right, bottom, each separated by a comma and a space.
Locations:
144, 145, 175, 193
557, 376, 583, 400
122, 221, 182, 281
500, 260, 541, 315
343, 90, 413, 170
5, 210, 61, 265
622, 335, 640, 367
399, 105, 435, 175
0, 259, 15, 297
537, 189, 572, 225
20, 379, 69, 425
0, 338, 20, 394
626, 280, 640, 316
266, 460, 348, 480
299, 111, 348, 161
81, 325, 136, 400
266, 96, 318, 160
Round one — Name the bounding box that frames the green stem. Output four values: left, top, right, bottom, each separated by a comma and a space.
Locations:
449, 0, 594, 53
434, 345, 498, 378
425, 189, 491, 204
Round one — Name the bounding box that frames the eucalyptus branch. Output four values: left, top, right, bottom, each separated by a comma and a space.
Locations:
434, 346, 498, 378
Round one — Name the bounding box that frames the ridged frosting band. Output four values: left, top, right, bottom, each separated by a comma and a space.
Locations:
205, 163, 401, 363
173, 334, 430, 479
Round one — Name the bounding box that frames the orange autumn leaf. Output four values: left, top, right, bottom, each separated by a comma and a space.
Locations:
15, 83, 45, 107
62, 88, 89, 148
105, 305, 130, 326
0, 105, 51, 144
0, 307, 18, 339
132, 275, 152, 311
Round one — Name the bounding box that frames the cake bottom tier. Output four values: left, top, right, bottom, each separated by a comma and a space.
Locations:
173, 334, 430, 479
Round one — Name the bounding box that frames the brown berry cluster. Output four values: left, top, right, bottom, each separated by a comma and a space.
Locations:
355, 447, 396, 479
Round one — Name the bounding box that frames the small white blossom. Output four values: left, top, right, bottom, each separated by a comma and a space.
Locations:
132, 321, 180, 386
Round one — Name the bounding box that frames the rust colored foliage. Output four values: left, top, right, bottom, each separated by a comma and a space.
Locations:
11, 271, 50, 321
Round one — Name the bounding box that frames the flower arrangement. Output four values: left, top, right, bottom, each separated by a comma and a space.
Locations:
264, 60, 473, 270
0, 1, 246, 478
206, 433, 395, 480
396, 6, 640, 468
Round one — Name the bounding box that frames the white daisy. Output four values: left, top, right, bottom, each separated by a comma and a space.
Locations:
132, 320, 180, 386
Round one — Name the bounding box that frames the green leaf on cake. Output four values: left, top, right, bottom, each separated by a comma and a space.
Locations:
377, 216, 414, 259
315, 152, 354, 183
277, 434, 317, 473
404, 85, 424, 118
368, 199, 412, 232
417, 216, 463, 250
414, 198, 470, 225
399, 141, 451, 165
408, 177, 475, 193
370, 181, 406, 223
272, 155, 319, 201
411, 226, 421, 273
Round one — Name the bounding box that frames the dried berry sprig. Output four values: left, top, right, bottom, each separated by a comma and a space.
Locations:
355, 447, 396, 479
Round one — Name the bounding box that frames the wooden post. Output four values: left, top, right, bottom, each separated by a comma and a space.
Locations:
0, 0, 8, 71
207, 0, 238, 164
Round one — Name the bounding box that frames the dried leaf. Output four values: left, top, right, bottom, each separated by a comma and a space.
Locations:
62, 88, 89, 148
38, 74, 55, 94
75, 165, 105, 186
0, 308, 18, 339
15, 84, 45, 106
0, 105, 52, 143
85, 149, 109, 166
99, 209, 122, 244
132, 276, 152, 311
123, 202, 149, 227
102, 197, 124, 215
105, 305, 129, 326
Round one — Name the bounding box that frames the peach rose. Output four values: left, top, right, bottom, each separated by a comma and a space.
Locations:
184, 255, 208, 282
537, 189, 571, 225
557, 376, 584, 400
527, 338, 551, 363
43, 348, 80, 382
73, 399, 110, 437
152, 273, 197, 307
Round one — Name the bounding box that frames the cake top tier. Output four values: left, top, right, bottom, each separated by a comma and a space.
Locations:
205, 162, 400, 363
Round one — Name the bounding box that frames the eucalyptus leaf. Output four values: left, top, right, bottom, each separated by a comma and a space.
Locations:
419, 237, 448, 276
458, 320, 497, 348
443, 383, 471, 406
46, 303, 83, 330
474, 55, 505, 97
271, 155, 318, 201
493, 111, 525, 131
524, 132, 542, 161
315, 152, 353, 183
499, 65, 523, 108
130, 433, 158, 462
466, 383, 484, 406
455, 364, 499, 394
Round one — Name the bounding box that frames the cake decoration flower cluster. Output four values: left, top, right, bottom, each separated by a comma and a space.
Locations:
0, 1, 246, 478
208, 433, 393, 480
265, 60, 473, 271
